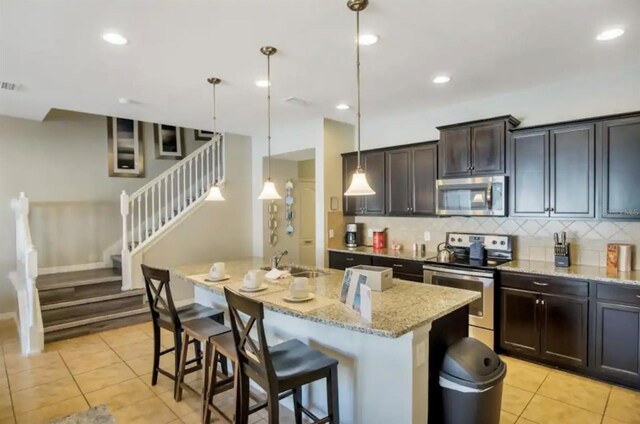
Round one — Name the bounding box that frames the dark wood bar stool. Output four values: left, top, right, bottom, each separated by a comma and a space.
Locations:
175, 317, 237, 423
203, 331, 239, 423
141, 264, 226, 399
224, 287, 340, 424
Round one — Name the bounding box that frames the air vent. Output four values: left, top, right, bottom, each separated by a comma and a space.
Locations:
283, 96, 311, 106
1, 81, 18, 91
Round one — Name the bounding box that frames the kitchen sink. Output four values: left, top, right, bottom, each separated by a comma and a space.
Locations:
260, 265, 328, 278
290, 270, 328, 278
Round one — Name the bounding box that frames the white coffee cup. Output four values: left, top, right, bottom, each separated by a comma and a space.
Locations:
209, 262, 225, 279
289, 277, 309, 299
243, 270, 260, 289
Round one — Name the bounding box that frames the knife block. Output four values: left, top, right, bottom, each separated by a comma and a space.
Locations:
554, 243, 571, 267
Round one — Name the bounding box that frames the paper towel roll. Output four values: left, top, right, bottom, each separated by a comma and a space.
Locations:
618, 244, 633, 272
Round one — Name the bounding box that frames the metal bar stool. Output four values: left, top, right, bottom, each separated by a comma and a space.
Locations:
176, 317, 238, 423
224, 287, 340, 424
141, 264, 226, 399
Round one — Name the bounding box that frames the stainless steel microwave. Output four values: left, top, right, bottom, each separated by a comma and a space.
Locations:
436, 176, 507, 216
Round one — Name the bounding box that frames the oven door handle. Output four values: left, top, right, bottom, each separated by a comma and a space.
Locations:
423, 265, 493, 279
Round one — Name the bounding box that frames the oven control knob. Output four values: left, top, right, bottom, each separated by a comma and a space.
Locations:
492, 240, 497, 245
457, 238, 462, 242
450, 237, 455, 242
500, 241, 505, 245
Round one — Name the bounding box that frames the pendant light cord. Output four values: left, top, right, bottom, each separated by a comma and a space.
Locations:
267, 53, 272, 180
356, 9, 362, 169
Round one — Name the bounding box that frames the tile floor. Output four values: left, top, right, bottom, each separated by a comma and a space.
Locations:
0, 319, 638, 423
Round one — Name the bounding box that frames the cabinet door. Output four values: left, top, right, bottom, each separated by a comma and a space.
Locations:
471, 122, 505, 175
500, 288, 540, 355
342, 154, 363, 215
540, 294, 588, 368
550, 124, 595, 218
511, 131, 549, 216
362, 151, 386, 215
386, 149, 412, 216
602, 116, 640, 218
595, 302, 640, 384
411, 144, 437, 215
439, 127, 471, 178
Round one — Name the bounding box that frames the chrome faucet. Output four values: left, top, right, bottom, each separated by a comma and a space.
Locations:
271, 250, 288, 269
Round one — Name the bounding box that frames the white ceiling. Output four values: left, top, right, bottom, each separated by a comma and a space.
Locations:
1, 0, 639, 137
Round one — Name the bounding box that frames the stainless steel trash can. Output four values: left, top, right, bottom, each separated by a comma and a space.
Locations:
439, 337, 507, 424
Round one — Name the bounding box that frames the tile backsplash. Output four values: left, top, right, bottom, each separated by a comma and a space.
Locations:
355, 216, 639, 270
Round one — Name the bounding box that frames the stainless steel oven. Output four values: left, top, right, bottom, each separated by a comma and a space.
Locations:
436, 176, 506, 216
423, 264, 495, 349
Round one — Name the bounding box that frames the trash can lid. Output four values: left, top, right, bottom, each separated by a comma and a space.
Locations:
440, 337, 506, 390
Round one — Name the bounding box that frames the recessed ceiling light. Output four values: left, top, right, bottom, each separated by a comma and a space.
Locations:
336, 104, 350, 110
596, 27, 625, 41
433, 75, 451, 84
358, 34, 379, 46
118, 97, 131, 104
255, 79, 270, 88
102, 32, 128, 45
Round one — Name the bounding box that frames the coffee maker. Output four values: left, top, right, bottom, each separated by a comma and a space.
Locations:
345, 223, 363, 248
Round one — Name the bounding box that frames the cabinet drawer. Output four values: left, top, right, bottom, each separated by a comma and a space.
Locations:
597, 283, 640, 306
371, 256, 424, 276
501, 272, 588, 297
328, 251, 372, 271
393, 272, 424, 283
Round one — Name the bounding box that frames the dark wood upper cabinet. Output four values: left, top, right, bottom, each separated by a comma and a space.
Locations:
386, 144, 438, 216
386, 149, 412, 215
438, 115, 520, 179
362, 151, 386, 215
511, 130, 549, 217
511, 124, 595, 218
439, 127, 471, 178
411, 144, 438, 215
602, 116, 640, 219
540, 294, 589, 368
549, 124, 595, 218
471, 122, 506, 175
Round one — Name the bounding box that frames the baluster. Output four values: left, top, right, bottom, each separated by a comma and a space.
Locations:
120, 191, 128, 257
182, 163, 187, 210
137, 196, 142, 246
171, 172, 175, 219
195, 152, 199, 197
164, 176, 168, 224
151, 184, 156, 233
144, 191, 149, 241
189, 160, 193, 202
130, 198, 134, 250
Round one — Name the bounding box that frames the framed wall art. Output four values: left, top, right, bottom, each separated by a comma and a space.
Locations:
154, 124, 184, 159
107, 117, 144, 177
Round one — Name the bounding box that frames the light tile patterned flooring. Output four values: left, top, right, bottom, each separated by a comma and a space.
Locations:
0, 319, 638, 423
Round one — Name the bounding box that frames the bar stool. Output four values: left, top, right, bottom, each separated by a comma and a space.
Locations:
141, 264, 226, 399
224, 287, 340, 424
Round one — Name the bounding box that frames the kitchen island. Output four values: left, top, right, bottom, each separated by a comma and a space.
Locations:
175, 258, 479, 424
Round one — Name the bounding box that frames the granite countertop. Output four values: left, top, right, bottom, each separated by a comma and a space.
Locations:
175, 258, 479, 338
327, 246, 437, 262
498, 260, 640, 286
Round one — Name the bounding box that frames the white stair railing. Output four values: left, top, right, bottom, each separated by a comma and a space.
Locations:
9, 192, 44, 356
120, 134, 224, 288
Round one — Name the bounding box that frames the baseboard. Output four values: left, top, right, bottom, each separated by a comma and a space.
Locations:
39, 262, 107, 275
0, 312, 17, 323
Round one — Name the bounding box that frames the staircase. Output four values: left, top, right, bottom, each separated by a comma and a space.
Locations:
37, 257, 148, 342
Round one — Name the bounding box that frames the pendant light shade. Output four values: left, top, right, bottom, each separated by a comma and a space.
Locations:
205, 77, 226, 202
259, 46, 281, 200
344, 0, 375, 197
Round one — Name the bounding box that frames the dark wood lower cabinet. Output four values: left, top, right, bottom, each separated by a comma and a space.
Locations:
540, 294, 588, 368
500, 288, 540, 355
328, 251, 372, 270
595, 301, 640, 386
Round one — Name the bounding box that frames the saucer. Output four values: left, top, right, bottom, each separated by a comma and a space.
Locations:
282, 293, 316, 303
205, 274, 230, 283
239, 283, 268, 293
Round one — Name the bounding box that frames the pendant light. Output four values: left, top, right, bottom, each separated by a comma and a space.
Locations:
205, 77, 226, 201
344, 0, 375, 196
258, 46, 282, 200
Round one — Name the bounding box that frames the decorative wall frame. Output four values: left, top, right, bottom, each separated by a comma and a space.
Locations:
285, 179, 294, 236
107, 117, 144, 178
154, 124, 184, 159
195, 129, 214, 141
268, 201, 279, 246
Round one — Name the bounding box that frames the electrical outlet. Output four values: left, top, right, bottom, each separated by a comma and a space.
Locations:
329, 229, 335, 239
423, 231, 431, 242
367, 228, 374, 238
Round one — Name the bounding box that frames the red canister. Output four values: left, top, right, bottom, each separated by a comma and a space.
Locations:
372, 228, 386, 250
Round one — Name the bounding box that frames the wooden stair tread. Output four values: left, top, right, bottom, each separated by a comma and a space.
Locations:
41, 289, 145, 311
44, 304, 148, 333
37, 268, 121, 291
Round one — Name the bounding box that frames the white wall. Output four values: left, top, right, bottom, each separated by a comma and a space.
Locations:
142, 133, 253, 301
0, 109, 212, 313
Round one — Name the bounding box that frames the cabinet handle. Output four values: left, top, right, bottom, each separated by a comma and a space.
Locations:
533, 281, 549, 286
550, 208, 555, 212
470, 165, 475, 170
393, 264, 403, 268
544, 207, 549, 212
345, 258, 354, 262
541, 299, 545, 305
536, 299, 540, 304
